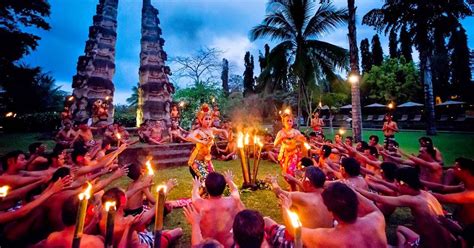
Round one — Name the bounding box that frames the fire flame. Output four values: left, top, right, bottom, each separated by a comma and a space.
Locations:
287, 210, 302, 228
5, 112, 14, 117
237, 132, 244, 149
284, 108, 291, 115
338, 128, 346, 135
304, 142, 311, 150
0, 186, 9, 198
78, 182, 93, 200
146, 160, 154, 176
156, 185, 167, 194
244, 133, 249, 146
179, 101, 185, 107
105, 201, 116, 212
116, 133, 121, 140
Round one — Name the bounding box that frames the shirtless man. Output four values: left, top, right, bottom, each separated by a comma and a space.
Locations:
26, 142, 48, 171
310, 112, 324, 133
357, 167, 453, 248
192, 171, 244, 247
432, 157, 474, 226
382, 114, 399, 148
73, 123, 94, 147
0, 151, 44, 188
56, 122, 76, 148
327, 157, 369, 190
368, 135, 384, 152
280, 182, 387, 247
170, 121, 188, 143
386, 147, 443, 183
40, 195, 104, 248
267, 166, 332, 229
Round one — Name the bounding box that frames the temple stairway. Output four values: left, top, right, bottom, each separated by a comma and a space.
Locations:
118, 142, 226, 169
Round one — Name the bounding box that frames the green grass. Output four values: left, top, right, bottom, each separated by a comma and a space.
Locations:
0, 131, 473, 246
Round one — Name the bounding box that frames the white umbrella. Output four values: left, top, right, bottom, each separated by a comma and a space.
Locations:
340, 104, 352, 109
365, 103, 386, 108
436, 100, 466, 106
398, 101, 423, 108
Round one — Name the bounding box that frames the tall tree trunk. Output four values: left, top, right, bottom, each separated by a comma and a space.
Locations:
420, 51, 437, 135
348, 0, 363, 142
297, 79, 302, 128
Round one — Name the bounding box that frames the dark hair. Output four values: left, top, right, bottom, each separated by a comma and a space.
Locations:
309, 132, 316, 137
62, 195, 80, 226
51, 167, 71, 182
360, 141, 369, 149
300, 157, 314, 167
380, 162, 397, 181
345, 136, 353, 142
369, 135, 379, 144
233, 210, 265, 248
322, 182, 358, 223
366, 146, 379, 157
321, 145, 332, 158
101, 139, 111, 149
456, 157, 474, 176
205, 172, 226, 196
127, 163, 141, 181
305, 166, 326, 188
1, 150, 25, 171
102, 187, 126, 210
28, 142, 43, 154
395, 167, 422, 190
72, 146, 88, 163
316, 133, 325, 139
342, 157, 360, 176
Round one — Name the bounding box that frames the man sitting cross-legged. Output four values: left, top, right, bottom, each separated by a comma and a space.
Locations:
191, 171, 245, 248
275, 182, 387, 248
267, 166, 332, 229
356, 167, 453, 248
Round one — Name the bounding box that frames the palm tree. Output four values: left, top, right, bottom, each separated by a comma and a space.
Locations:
347, 0, 362, 142
126, 83, 139, 108
363, 0, 472, 135
250, 0, 349, 123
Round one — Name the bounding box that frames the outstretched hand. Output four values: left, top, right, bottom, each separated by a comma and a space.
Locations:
265, 174, 278, 184
183, 203, 201, 226
165, 178, 178, 192
192, 177, 201, 190
223, 170, 234, 183
279, 194, 292, 210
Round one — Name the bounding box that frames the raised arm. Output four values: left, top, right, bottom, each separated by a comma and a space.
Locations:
191, 177, 202, 202
267, 175, 290, 198
0, 178, 68, 224
355, 188, 416, 207
224, 170, 244, 210
432, 191, 474, 204
183, 204, 203, 246
421, 180, 464, 193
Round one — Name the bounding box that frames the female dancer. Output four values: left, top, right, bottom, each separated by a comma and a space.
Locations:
274, 108, 306, 190
187, 103, 227, 180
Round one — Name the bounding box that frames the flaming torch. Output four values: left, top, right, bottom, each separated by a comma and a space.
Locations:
244, 132, 252, 183
104, 201, 116, 248
237, 132, 250, 186
304, 142, 311, 158
146, 159, 154, 176
116, 133, 122, 147
287, 210, 303, 248
73, 182, 92, 248
0, 186, 9, 200
252, 139, 264, 185
154, 185, 167, 248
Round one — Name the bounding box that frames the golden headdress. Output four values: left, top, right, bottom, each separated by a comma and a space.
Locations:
279, 107, 293, 119
196, 103, 212, 121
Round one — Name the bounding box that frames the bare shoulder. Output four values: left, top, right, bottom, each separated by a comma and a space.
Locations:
82, 234, 104, 247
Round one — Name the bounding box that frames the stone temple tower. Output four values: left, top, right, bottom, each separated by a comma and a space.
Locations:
70, 0, 118, 125
137, 0, 174, 127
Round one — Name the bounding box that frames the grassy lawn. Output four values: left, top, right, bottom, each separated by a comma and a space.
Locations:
0, 130, 473, 246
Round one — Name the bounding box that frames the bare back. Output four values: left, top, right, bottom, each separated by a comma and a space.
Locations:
291, 191, 332, 228
304, 212, 387, 248
195, 197, 243, 248
44, 229, 104, 248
